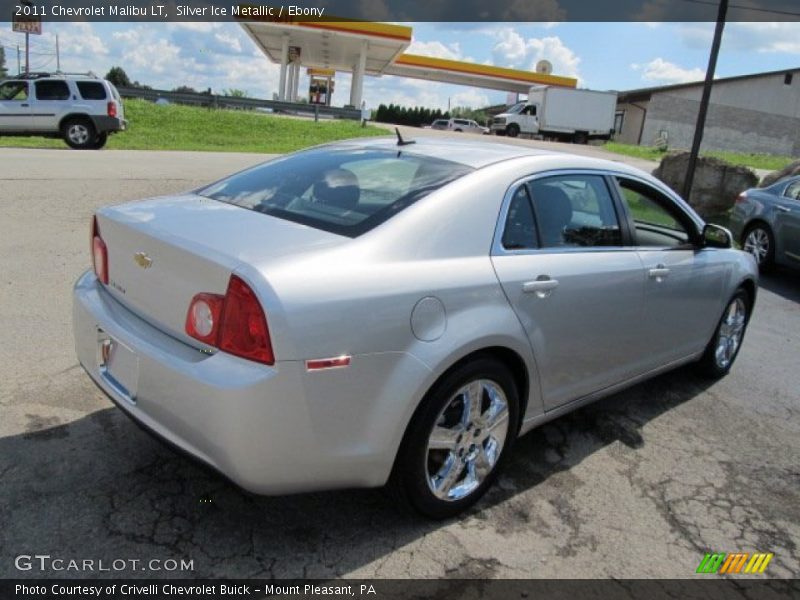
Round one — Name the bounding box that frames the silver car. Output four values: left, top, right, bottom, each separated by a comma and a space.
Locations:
73, 138, 757, 518
729, 175, 800, 271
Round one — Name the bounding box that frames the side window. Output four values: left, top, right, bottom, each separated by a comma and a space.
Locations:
783, 181, 800, 200
502, 186, 538, 250
35, 81, 71, 101
528, 175, 622, 248
522, 105, 537, 116
76, 81, 107, 100
616, 178, 693, 247
0, 81, 28, 101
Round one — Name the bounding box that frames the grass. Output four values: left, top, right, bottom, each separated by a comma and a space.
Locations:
603, 141, 794, 171
0, 98, 389, 153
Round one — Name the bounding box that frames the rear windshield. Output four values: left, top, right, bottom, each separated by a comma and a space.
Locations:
198, 147, 473, 237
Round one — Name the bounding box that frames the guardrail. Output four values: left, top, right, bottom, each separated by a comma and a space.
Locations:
117, 87, 362, 121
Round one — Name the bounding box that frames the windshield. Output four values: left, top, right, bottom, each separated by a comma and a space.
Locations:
505, 102, 526, 115
198, 147, 474, 237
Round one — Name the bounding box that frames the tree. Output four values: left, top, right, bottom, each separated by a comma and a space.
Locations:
222, 88, 248, 98
105, 66, 131, 88
0, 47, 7, 79
173, 85, 198, 94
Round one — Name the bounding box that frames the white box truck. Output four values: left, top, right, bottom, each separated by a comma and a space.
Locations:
490, 86, 618, 144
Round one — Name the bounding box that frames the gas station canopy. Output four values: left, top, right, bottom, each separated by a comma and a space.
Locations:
240, 19, 578, 106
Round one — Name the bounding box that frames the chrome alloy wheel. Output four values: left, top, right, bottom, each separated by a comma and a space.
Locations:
743, 228, 770, 265
715, 297, 747, 370
68, 123, 91, 145
425, 379, 509, 502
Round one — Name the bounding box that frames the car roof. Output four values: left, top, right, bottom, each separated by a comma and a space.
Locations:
328, 136, 646, 173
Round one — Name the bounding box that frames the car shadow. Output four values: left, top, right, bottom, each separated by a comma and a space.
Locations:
759, 268, 800, 304
0, 365, 714, 578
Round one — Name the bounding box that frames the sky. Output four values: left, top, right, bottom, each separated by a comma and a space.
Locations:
1, 21, 798, 110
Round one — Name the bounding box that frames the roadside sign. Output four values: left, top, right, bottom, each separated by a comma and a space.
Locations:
12, 15, 42, 35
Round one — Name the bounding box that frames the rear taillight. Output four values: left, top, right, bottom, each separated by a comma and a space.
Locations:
185, 275, 274, 365
107, 101, 117, 118
91, 215, 109, 284
735, 192, 747, 204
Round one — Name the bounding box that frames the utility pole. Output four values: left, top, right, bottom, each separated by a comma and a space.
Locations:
682, 0, 728, 201
56, 34, 60, 72
17, 44, 21, 75
25, 32, 29, 75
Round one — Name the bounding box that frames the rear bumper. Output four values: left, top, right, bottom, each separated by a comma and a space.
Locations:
73, 270, 430, 494
92, 116, 127, 133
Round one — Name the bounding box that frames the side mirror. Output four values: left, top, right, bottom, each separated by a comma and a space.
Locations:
702, 223, 732, 248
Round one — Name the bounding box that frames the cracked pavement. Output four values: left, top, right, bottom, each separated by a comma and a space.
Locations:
1, 145, 798, 579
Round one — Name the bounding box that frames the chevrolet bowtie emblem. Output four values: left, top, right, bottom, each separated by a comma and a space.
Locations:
134, 252, 153, 269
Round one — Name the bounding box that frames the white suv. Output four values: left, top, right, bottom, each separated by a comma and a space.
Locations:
0, 73, 127, 149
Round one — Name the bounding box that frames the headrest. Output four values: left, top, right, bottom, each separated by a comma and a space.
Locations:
313, 169, 359, 210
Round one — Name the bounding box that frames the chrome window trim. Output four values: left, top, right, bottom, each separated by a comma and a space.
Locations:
781, 180, 800, 200
492, 168, 639, 257
612, 172, 705, 252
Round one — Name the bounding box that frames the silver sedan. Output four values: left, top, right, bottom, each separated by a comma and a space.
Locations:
73, 137, 757, 518
729, 175, 800, 271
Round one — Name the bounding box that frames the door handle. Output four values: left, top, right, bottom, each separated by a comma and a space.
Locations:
648, 265, 670, 280
523, 277, 559, 297
776, 205, 791, 213
21, 103, 29, 107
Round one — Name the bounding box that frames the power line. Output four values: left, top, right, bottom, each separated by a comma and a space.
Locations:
678, 0, 800, 17
0, 44, 55, 57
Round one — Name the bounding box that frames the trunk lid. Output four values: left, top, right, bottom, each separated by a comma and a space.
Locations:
95, 193, 346, 344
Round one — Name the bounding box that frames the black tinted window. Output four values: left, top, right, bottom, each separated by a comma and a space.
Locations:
529, 175, 622, 248
35, 81, 70, 101
502, 186, 537, 250
77, 81, 107, 100
199, 148, 473, 237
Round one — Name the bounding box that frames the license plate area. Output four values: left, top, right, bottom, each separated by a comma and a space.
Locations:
97, 328, 139, 403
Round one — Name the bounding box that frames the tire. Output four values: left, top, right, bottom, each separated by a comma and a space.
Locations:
741, 223, 775, 271
389, 357, 520, 519
505, 124, 520, 138
62, 118, 96, 150
91, 132, 108, 150
573, 131, 588, 145
696, 289, 751, 379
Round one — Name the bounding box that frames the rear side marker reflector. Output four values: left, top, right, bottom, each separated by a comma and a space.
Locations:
306, 356, 351, 371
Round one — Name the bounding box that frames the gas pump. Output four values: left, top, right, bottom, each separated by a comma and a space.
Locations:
307, 68, 335, 106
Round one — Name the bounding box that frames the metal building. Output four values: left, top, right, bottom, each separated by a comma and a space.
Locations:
614, 67, 800, 155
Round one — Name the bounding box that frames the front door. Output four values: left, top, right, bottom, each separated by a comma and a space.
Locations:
491, 173, 647, 410
0, 80, 32, 131
614, 176, 728, 365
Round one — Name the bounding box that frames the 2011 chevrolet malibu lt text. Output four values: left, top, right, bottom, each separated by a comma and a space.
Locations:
73, 137, 757, 518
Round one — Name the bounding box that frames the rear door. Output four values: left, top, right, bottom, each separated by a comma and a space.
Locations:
31, 79, 73, 131
613, 176, 727, 365
0, 80, 32, 131
491, 172, 647, 410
